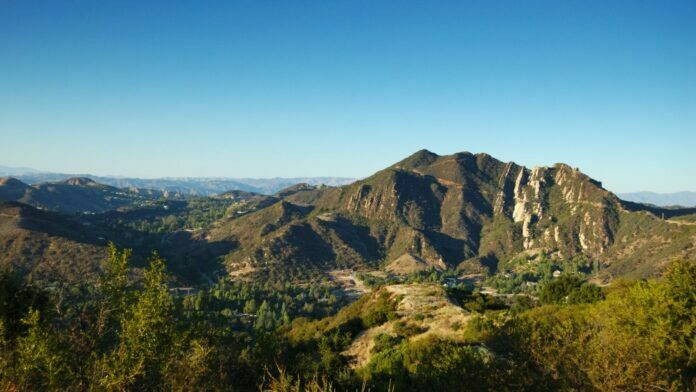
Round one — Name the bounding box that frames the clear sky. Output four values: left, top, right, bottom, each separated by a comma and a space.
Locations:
1, 1, 694, 193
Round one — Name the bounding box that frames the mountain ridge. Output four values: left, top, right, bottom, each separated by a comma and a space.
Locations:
618, 191, 696, 208
0, 165, 356, 196
212, 150, 696, 281
0, 176, 170, 213
1, 151, 694, 285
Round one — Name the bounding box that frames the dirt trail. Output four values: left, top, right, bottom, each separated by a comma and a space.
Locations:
666, 219, 696, 226
327, 270, 371, 299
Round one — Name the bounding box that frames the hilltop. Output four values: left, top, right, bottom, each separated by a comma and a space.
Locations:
0, 176, 173, 213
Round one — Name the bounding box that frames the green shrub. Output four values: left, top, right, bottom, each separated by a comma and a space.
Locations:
371, 333, 402, 354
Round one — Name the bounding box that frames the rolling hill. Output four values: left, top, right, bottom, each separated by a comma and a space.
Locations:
0, 201, 109, 283
0, 177, 170, 213
0, 164, 356, 196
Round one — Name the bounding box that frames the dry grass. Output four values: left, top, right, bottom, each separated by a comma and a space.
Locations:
327, 269, 371, 299
385, 254, 432, 275
228, 263, 257, 279
343, 283, 470, 369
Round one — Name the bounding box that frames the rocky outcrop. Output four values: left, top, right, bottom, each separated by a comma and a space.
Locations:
61, 177, 98, 187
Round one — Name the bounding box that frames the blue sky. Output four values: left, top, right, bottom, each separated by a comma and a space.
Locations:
0, 1, 694, 192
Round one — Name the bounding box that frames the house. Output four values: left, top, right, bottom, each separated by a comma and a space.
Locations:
442, 277, 458, 288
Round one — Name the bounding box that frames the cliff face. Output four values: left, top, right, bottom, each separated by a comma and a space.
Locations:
214, 150, 695, 278
332, 152, 621, 263
490, 163, 619, 257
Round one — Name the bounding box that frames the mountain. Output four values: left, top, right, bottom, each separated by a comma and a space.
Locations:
0, 199, 234, 285
210, 150, 696, 281
0, 201, 109, 283
237, 177, 356, 194
0, 177, 170, 213
0, 177, 31, 200
0, 165, 356, 196
618, 191, 696, 207
0, 165, 40, 176
3, 152, 694, 285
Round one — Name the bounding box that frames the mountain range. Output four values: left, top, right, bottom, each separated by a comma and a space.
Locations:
210, 150, 696, 282
1, 151, 695, 285
0, 165, 355, 196
617, 191, 696, 208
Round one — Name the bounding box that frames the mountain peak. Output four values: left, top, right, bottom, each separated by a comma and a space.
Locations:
394, 149, 440, 170
0, 177, 29, 187
0, 177, 31, 201
61, 177, 98, 186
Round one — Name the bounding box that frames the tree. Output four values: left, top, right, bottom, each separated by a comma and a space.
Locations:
244, 298, 258, 314
96, 253, 179, 389
93, 243, 133, 348
0, 268, 48, 340
13, 309, 72, 390
539, 275, 602, 305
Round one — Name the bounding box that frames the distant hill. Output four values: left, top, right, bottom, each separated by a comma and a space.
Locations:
0, 177, 169, 213
0, 165, 40, 176
209, 150, 696, 281
618, 191, 696, 207
0, 165, 355, 196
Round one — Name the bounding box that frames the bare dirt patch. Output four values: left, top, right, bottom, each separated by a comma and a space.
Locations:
228, 263, 257, 279
328, 269, 371, 299
344, 283, 470, 369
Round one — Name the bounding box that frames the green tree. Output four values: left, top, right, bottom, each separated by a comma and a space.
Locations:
0, 268, 48, 340
13, 309, 72, 390
96, 253, 179, 389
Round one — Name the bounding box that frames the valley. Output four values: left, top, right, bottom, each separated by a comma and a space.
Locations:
0, 150, 694, 390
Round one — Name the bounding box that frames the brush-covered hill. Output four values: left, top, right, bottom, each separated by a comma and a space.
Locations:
0, 199, 227, 285
0, 177, 171, 213
210, 150, 696, 281
0, 201, 109, 283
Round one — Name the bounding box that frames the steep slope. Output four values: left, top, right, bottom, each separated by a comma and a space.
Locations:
0, 177, 31, 200
211, 150, 696, 280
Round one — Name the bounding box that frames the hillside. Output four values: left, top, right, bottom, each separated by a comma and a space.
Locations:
0, 177, 170, 213
0, 201, 109, 283
211, 150, 696, 282
0, 188, 264, 285
2, 151, 693, 286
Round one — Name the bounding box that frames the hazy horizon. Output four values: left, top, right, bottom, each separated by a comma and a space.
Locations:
1, 1, 694, 193
3, 154, 696, 196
